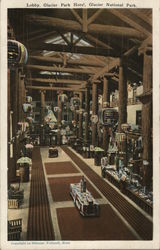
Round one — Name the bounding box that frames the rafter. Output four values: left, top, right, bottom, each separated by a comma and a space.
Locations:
70, 9, 82, 24
28, 31, 57, 42
59, 32, 71, 45
129, 9, 152, 26
87, 9, 104, 25
109, 9, 151, 37
85, 34, 112, 49
90, 58, 120, 82
82, 9, 88, 32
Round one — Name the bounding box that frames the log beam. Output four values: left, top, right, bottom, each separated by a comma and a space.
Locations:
29, 55, 105, 67
27, 15, 145, 39
82, 9, 88, 32
26, 64, 98, 75
28, 42, 118, 57
109, 9, 151, 37
26, 77, 86, 85
70, 9, 82, 24
26, 85, 86, 92
87, 9, 104, 25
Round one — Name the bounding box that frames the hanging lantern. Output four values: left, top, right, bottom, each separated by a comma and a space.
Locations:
22, 103, 32, 113
26, 96, 32, 103
99, 108, 118, 126
121, 123, 131, 133
70, 97, 80, 110
91, 115, 99, 124
59, 94, 68, 103
8, 40, 28, 68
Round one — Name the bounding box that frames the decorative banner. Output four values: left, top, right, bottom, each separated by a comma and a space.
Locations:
91, 115, 98, 124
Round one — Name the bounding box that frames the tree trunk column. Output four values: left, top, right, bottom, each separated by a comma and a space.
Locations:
103, 77, 110, 154
84, 86, 90, 143
142, 53, 152, 162
40, 90, 46, 124
91, 82, 98, 146
118, 59, 127, 132
18, 71, 25, 122
78, 92, 83, 139
140, 47, 152, 189
57, 94, 62, 145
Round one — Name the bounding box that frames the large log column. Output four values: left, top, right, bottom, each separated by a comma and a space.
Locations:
103, 77, 110, 154
142, 53, 152, 161
84, 86, 90, 143
118, 59, 127, 132
57, 94, 62, 145
79, 93, 83, 139
18, 70, 25, 122
91, 82, 98, 146
139, 45, 152, 189
40, 90, 46, 124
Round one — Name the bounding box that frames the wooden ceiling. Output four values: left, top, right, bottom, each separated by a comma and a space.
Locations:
8, 8, 152, 95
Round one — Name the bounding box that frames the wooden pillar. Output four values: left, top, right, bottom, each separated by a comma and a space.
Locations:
10, 69, 19, 181
57, 94, 62, 145
84, 86, 90, 143
79, 93, 83, 139
91, 82, 98, 146
18, 70, 25, 122
118, 59, 127, 132
140, 46, 152, 189
40, 90, 46, 124
103, 77, 110, 154
142, 53, 152, 162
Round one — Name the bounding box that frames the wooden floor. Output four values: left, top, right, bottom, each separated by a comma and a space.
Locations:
61, 146, 153, 240
27, 147, 54, 240
26, 146, 152, 240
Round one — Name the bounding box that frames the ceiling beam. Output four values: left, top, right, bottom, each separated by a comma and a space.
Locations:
28, 31, 57, 42
87, 9, 104, 25
28, 43, 118, 57
26, 85, 86, 92
129, 9, 152, 26
26, 77, 86, 85
90, 58, 120, 82
27, 15, 145, 39
90, 44, 141, 81
25, 64, 101, 75
82, 9, 88, 32
70, 9, 82, 24
29, 55, 105, 67
59, 32, 71, 46
109, 9, 151, 37
85, 34, 112, 49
